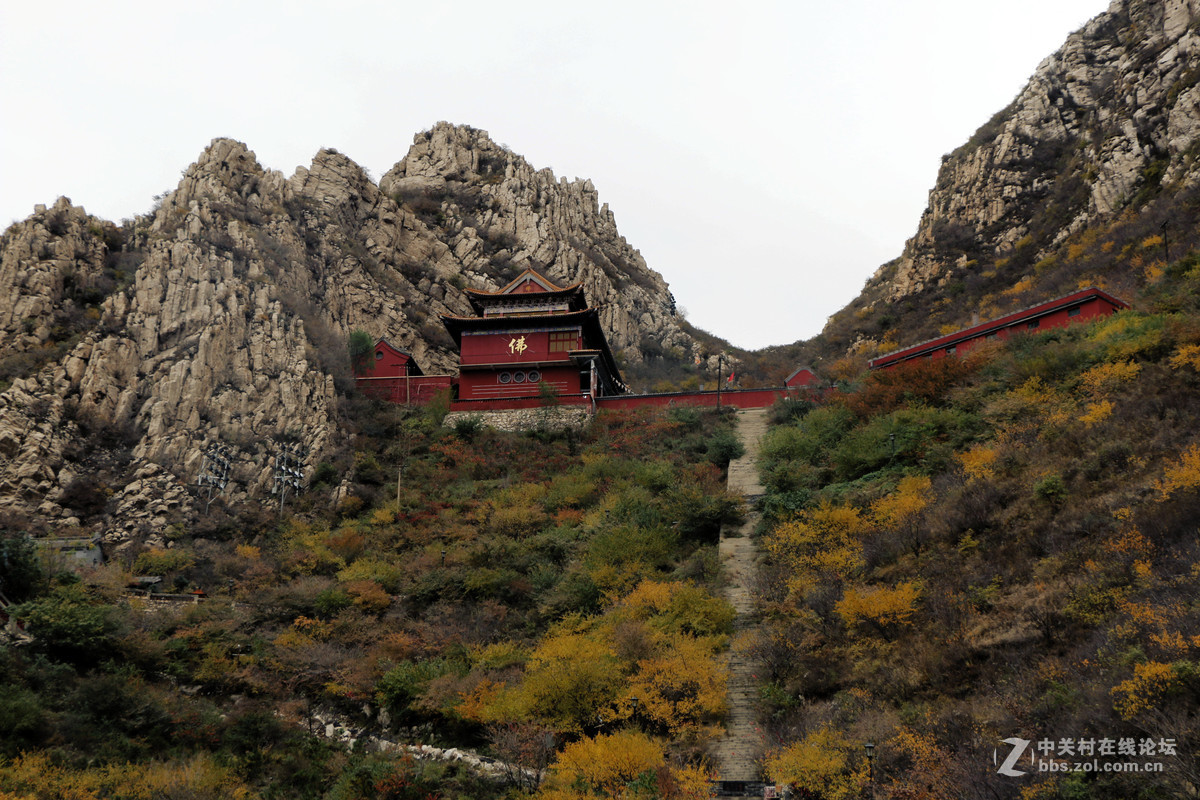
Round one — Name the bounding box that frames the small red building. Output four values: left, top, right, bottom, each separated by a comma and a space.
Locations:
441, 269, 626, 404
868, 287, 1130, 370
355, 338, 454, 405
785, 367, 820, 389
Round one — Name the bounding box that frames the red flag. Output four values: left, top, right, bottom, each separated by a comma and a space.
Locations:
727, 370, 735, 383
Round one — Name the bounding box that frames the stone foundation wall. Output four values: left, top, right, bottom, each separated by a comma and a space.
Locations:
443, 405, 592, 434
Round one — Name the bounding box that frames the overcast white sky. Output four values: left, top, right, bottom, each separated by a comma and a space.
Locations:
1, 0, 1107, 349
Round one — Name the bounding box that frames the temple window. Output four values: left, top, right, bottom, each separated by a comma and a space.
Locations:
549, 331, 576, 352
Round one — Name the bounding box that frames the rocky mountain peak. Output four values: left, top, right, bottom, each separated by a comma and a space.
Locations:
381, 122, 687, 362
290, 147, 381, 215
386, 121, 510, 185
0, 124, 705, 546
867, 0, 1200, 305
167, 138, 266, 207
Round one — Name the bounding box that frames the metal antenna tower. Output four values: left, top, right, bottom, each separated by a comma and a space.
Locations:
197, 444, 232, 514
271, 442, 306, 514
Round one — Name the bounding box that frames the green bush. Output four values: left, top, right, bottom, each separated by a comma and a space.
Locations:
0, 533, 44, 601
651, 584, 735, 636
706, 428, 745, 466
313, 587, 352, 618
768, 398, 815, 425
376, 658, 463, 719
453, 414, 485, 440
348, 330, 374, 375
12, 586, 117, 663
759, 405, 855, 473
133, 547, 195, 575
310, 461, 339, 487
831, 405, 981, 482
1034, 473, 1067, 504
586, 525, 677, 576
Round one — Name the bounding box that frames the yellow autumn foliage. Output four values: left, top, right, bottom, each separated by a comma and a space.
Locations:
888, 727, 962, 800
1003, 276, 1035, 296
766, 502, 868, 598
615, 580, 735, 638
990, 377, 1075, 428
1170, 343, 1200, 371
234, 543, 261, 560
956, 445, 999, 481
1111, 661, 1182, 720
541, 730, 664, 797
0, 752, 257, 800
621, 579, 676, 616
518, 629, 624, 734
1078, 359, 1140, 395
869, 475, 932, 529
626, 634, 728, 736
835, 582, 922, 631
765, 725, 868, 800
1079, 400, 1113, 426
1156, 443, 1200, 498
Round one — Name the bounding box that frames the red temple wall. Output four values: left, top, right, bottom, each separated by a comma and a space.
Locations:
357, 375, 452, 404
458, 365, 583, 400
459, 329, 582, 367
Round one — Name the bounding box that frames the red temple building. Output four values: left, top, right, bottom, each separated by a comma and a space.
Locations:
354, 338, 454, 405
785, 366, 819, 390
440, 269, 627, 406
868, 287, 1130, 371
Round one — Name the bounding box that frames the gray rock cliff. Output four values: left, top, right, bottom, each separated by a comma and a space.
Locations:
0, 127, 696, 546
869, 0, 1200, 301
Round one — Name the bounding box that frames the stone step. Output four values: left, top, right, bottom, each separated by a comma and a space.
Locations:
714, 410, 769, 784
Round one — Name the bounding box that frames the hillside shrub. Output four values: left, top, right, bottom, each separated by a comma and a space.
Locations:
834, 582, 922, 632
705, 428, 745, 466
831, 406, 981, 482
12, 586, 117, 664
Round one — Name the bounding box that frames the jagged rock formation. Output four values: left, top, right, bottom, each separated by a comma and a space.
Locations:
0, 126, 696, 545
381, 123, 692, 359
867, 0, 1200, 302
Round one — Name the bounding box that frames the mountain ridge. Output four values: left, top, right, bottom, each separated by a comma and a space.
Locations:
0, 126, 705, 543
803, 0, 1200, 375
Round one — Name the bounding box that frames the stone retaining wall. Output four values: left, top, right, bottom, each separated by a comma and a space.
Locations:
443, 405, 591, 434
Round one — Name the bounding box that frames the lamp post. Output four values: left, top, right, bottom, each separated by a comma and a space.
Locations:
864, 742, 876, 792
716, 354, 726, 410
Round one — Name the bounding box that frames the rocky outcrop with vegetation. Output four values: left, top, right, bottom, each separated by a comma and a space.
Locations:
0, 127, 697, 544
813, 0, 1200, 370
881, 0, 1200, 299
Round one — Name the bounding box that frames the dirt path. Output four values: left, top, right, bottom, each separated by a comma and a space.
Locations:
712, 408, 769, 784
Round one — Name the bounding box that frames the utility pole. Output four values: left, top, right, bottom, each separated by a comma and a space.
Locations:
272, 442, 306, 515
197, 444, 231, 514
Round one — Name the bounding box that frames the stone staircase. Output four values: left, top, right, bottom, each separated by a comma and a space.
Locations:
712, 408, 770, 792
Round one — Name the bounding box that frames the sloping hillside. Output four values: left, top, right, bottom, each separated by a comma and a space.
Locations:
755, 268, 1200, 799
800, 0, 1200, 378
